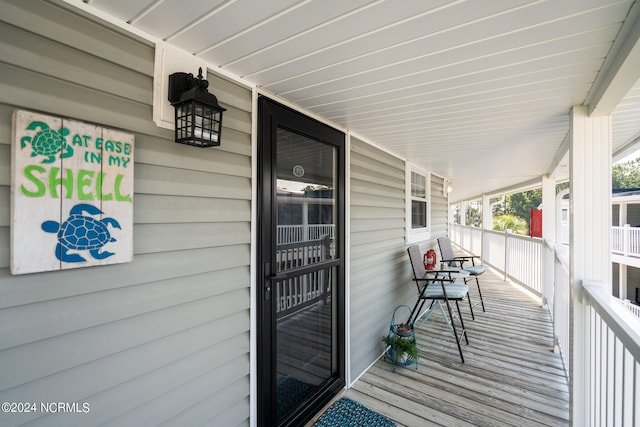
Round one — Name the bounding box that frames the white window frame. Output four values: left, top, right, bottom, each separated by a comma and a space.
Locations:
406, 163, 431, 243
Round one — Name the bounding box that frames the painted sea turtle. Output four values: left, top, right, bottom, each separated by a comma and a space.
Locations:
20, 120, 73, 164
41, 203, 121, 263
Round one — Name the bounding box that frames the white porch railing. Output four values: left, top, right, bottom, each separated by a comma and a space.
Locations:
277, 224, 335, 244
624, 299, 640, 318
453, 225, 543, 297
450, 223, 640, 424
581, 281, 640, 426
612, 225, 640, 257
553, 244, 571, 373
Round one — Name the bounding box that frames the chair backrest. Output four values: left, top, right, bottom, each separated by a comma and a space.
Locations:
407, 245, 427, 282
437, 237, 455, 261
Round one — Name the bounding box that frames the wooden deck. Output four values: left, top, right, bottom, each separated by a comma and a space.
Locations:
342, 268, 570, 426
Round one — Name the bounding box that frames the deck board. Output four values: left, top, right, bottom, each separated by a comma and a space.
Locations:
342, 268, 570, 426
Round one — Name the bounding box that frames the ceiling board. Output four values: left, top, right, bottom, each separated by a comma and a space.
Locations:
77, 0, 640, 202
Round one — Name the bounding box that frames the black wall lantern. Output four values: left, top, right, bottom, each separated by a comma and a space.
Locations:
168, 67, 226, 147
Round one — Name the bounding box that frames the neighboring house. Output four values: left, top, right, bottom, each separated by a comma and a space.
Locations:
612, 188, 640, 303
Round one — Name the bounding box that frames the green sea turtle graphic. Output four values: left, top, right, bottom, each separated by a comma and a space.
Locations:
20, 120, 73, 163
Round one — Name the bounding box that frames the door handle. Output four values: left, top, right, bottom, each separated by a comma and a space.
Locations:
264, 262, 272, 299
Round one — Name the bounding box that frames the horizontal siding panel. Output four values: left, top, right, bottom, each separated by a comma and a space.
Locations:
0, 21, 151, 104
134, 194, 251, 224
0, 245, 250, 308
350, 217, 405, 234
0, 144, 10, 183
350, 240, 409, 267
1, 316, 248, 427
135, 133, 252, 175
350, 247, 407, 274
0, 267, 248, 350
1, 0, 154, 76
134, 362, 250, 427
134, 222, 250, 254
351, 162, 404, 188
351, 155, 405, 181
350, 139, 404, 168
350, 228, 405, 246
351, 180, 404, 199
351, 205, 404, 220
135, 163, 251, 199
0, 187, 8, 224
350, 259, 409, 291
0, 287, 250, 392
0, 228, 7, 269
0, 62, 161, 137
351, 191, 404, 209
219, 104, 253, 137
204, 396, 250, 427
208, 73, 252, 114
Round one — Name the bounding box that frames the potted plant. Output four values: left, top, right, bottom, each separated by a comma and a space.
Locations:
382, 334, 419, 365
394, 322, 413, 336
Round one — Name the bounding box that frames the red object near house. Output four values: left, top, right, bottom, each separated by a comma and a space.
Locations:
530, 209, 542, 238
423, 249, 437, 270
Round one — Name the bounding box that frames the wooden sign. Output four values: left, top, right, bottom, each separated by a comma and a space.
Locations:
11, 110, 134, 275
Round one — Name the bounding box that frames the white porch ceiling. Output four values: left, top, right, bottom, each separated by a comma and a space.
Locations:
81, 0, 640, 202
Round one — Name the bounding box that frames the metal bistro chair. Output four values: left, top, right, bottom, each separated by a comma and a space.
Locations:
438, 237, 486, 312
407, 245, 470, 363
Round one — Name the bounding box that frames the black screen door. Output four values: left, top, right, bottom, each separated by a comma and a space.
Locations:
258, 97, 345, 426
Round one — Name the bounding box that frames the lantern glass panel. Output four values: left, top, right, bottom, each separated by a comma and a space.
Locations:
174, 101, 223, 147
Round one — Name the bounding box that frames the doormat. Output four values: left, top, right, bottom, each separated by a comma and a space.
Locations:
313, 398, 396, 427
276, 377, 315, 419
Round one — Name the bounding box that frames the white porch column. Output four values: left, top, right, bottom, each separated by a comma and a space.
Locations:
541, 175, 556, 309
460, 201, 468, 226
482, 194, 492, 230
481, 194, 491, 262
569, 105, 612, 426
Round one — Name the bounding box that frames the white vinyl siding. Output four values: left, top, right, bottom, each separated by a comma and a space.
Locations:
349, 137, 412, 380
0, 1, 251, 426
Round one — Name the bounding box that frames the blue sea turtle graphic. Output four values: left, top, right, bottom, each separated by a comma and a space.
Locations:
20, 120, 73, 164
41, 203, 121, 263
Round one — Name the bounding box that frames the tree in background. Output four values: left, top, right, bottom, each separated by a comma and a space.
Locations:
613, 158, 640, 189
465, 201, 482, 227
493, 214, 528, 234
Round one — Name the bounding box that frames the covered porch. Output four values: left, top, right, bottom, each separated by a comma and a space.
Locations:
344, 265, 569, 426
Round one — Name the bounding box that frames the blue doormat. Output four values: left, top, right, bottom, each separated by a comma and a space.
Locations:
313, 398, 396, 427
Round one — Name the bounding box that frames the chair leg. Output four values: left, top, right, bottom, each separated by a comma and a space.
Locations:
466, 292, 475, 320
475, 276, 486, 312
409, 297, 428, 325
455, 300, 469, 345
444, 299, 465, 363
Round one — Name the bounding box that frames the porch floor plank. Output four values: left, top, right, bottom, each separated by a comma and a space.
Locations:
344, 268, 570, 426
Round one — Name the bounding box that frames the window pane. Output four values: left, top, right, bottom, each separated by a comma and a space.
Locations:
411, 172, 426, 198
412, 200, 426, 228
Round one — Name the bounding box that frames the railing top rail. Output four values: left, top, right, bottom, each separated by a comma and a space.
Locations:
454, 225, 542, 243
582, 280, 640, 358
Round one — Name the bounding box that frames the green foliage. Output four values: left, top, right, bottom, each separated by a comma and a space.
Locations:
556, 181, 569, 194
505, 189, 541, 231
493, 214, 529, 235
613, 158, 640, 189
465, 202, 482, 227
382, 334, 419, 361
